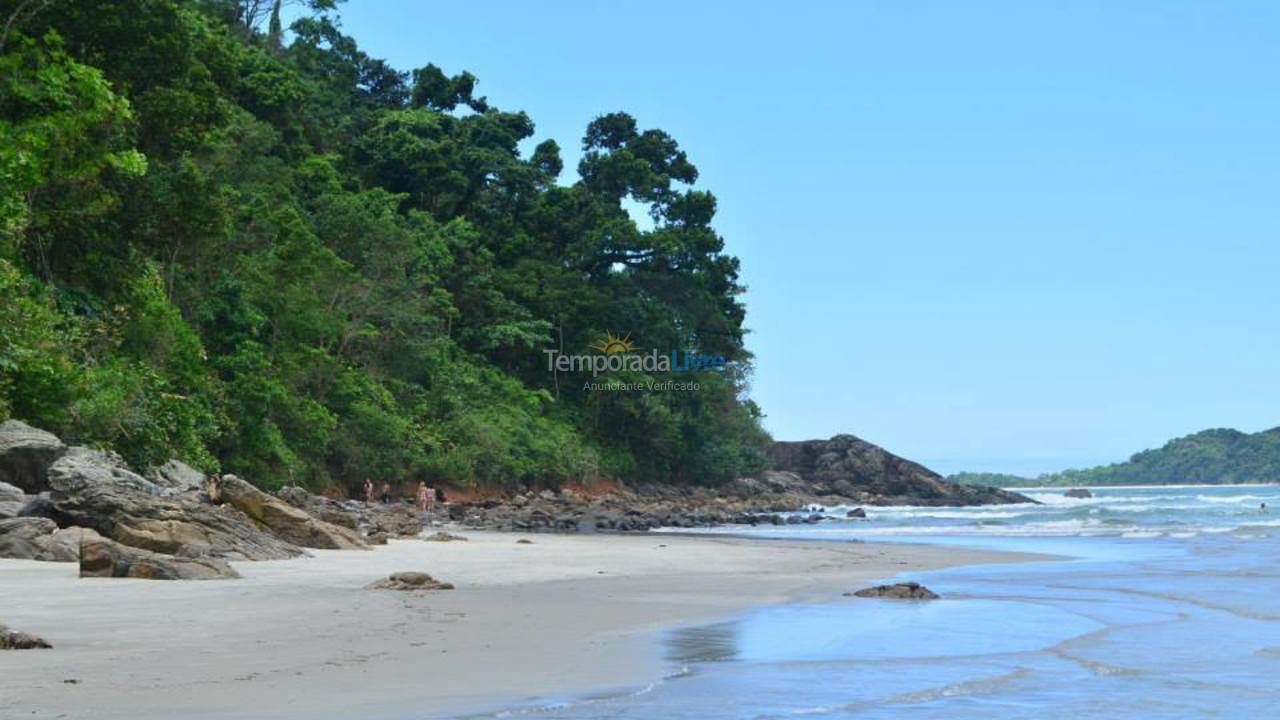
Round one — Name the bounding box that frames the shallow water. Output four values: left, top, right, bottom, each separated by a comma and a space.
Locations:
470, 485, 1280, 719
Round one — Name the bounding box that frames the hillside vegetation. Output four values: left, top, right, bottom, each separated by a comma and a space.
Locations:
950, 428, 1280, 487
0, 0, 769, 491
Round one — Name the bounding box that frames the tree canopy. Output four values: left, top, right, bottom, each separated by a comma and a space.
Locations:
0, 0, 769, 491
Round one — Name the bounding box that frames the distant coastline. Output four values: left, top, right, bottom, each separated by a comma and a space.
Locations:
949, 425, 1280, 488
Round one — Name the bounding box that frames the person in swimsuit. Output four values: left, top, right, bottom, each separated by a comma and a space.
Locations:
381, 482, 392, 504
363, 478, 374, 504
416, 481, 430, 513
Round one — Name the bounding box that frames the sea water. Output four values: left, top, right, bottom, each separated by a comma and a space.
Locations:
472, 485, 1280, 719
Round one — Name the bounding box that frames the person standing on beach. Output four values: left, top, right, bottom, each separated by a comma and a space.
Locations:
363, 478, 374, 504
416, 481, 431, 513
381, 482, 392, 504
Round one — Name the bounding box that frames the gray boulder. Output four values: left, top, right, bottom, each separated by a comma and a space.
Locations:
0, 517, 58, 559
147, 459, 206, 496
0, 624, 52, 650
47, 451, 304, 561
0, 481, 25, 518
846, 581, 940, 600
0, 420, 66, 493
218, 475, 365, 550
424, 531, 467, 542
80, 536, 239, 580
0, 517, 100, 562
1064, 488, 1093, 499
365, 571, 453, 591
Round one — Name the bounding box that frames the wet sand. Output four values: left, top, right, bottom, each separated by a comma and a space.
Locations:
0, 530, 1046, 719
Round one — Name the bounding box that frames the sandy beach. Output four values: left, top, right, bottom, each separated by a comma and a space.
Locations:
0, 531, 1045, 720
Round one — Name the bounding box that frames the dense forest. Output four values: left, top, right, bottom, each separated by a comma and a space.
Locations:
950, 427, 1280, 487
0, 0, 770, 492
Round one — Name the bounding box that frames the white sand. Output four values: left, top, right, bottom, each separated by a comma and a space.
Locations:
0, 530, 1046, 719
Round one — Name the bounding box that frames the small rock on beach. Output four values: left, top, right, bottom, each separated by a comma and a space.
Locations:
845, 581, 940, 600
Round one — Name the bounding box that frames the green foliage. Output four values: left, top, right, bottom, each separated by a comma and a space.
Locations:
952, 428, 1280, 487
0, 30, 145, 262
0, 258, 80, 424
946, 472, 1037, 488
1040, 428, 1280, 486
0, 0, 770, 492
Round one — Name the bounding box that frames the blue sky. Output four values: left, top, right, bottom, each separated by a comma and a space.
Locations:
326, 0, 1280, 475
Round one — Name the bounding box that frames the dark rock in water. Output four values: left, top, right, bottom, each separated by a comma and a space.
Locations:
47, 449, 304, 561
366, 571, 454, 591
218, 475, 365, 550
80, 536, 239, 580
516, 538, 533, 544
0, 624, 52, 650
366, 531, 389, 545
1064, 488, 1093, 499
0, 420, 67, 494
846, 581, 939, 600
0, 517, 101, 561
846, 507, 867, 518
768, 435, 1035, 506
424, 531, 467, 542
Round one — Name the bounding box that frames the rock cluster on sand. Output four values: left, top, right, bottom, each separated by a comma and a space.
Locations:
846, 582, 940, 600
449, 435, 1033, 533
217, 475, 365, 550
0, 518, 99, 561
0, 624, 52, 650
46, 448, 304, 561
0, 422, 430, 580
365, 571, 454, 591
275, 486, 422, 539
424, 531, 468, 542
80, 536, 240, 580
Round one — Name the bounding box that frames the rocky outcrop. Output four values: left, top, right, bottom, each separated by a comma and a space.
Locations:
79, 536, 239, 580
0, 481, 26, 518
846, 582, 940, 599
1065, 488, 1093, 499
147, 459, 206, 496
0, 624, 52, 649
365, 571, 454, 591
0, 517, 100, 561
450, 486, 805, 532
47, 449, 304, 561
0, 420, 66, 493
768, 435, 1034, 506
218, 476, 365, 550
275, 485, 422, 539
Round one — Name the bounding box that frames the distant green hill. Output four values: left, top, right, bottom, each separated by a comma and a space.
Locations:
950, 427, 1280, 487
946, 472, 1036, 488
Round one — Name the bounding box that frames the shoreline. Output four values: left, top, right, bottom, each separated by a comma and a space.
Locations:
0, 530, 1054, 720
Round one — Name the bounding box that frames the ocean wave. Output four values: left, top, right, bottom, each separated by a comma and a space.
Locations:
1196, 494, 1268, 504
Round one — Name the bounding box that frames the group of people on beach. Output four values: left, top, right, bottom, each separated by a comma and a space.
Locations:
362, 478, 436, 515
